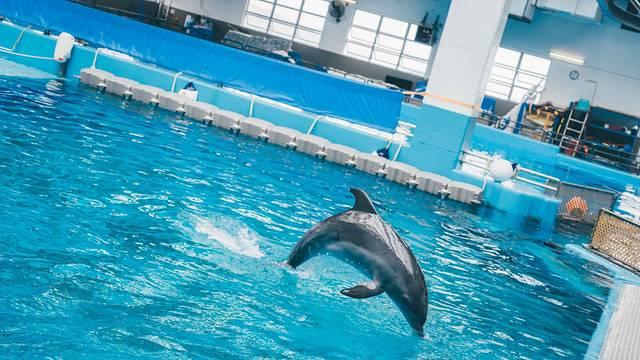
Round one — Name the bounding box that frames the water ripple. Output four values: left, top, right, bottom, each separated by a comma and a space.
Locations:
0, 75, 614, 359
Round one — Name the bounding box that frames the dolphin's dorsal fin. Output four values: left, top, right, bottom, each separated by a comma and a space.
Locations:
341, 282, 384, 299
350, 188, 378, 215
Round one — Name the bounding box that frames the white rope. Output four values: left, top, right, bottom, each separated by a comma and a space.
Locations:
0, 46, 61, 62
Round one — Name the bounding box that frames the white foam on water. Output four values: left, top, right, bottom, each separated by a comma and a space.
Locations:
192, 215, 265, 259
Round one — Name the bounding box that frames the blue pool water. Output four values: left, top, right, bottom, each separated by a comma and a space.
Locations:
0, 75, 615, 359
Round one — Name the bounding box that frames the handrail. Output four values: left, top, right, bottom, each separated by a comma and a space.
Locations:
460, 150, 560, 193
0, 46, 61, 62
91, 48, 103, 68
11, 25, 31, 50
249, 95, 256, 118
170, 71, 183, 93
307, 116, 322, 134
0, 25, 61, 62
516, 166, 560, 183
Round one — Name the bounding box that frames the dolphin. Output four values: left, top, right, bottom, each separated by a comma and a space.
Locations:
286, 188, 429, 335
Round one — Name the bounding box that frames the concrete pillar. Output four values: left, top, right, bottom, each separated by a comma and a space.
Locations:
398, 0, 510, 176
425, 0, 510, 115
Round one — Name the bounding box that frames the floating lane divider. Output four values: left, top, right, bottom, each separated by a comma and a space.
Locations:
80, 67, 484, 206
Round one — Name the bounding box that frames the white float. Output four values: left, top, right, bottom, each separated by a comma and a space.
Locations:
489, 159, 515, 182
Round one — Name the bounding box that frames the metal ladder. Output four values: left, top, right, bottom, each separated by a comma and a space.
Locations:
558, 105, 589, 157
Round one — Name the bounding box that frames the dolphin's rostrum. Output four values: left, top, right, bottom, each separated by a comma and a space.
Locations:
286, 188, 429, 335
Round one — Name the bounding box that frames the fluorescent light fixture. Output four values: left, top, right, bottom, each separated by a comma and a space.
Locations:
549, 51, 584, 65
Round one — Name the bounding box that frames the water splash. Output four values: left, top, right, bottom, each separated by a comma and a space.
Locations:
191, 214, 265, 259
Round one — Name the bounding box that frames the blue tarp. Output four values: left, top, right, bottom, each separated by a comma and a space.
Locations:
0, 0, 403, 132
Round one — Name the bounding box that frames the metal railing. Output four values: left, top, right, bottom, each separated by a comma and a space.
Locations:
552, 137, 640, 174
477, 109, 640, 176
476, 112, 554, 141
459, 150, 560, 193
0, 24, 61, 62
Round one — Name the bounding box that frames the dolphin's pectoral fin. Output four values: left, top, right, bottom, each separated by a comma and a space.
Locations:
349, 188, 378, 215
340, 282, 384, 299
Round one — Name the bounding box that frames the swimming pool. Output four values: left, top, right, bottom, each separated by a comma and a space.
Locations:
0, 74, 614, 358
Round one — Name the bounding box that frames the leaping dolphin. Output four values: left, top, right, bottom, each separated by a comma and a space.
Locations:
286, 188, 429, 335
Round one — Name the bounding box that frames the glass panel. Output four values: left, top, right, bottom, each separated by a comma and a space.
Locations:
298, 12, 325, 31
295, 28, 321, 45
520, 54, 551, 75
243, 14, 270, 31
269, 21, 296, 38
490, 66, 516, 83
345, 41, 372, 60
302, 0, 329, 16
376, 34, 404, 51
247, 0, 274, 16
371, 49, 400, 68
343, 12, 435, 76
509, 87, 529, 102
399, 56, 428, 76
407, 24, 418, 40
485, 91, 509, 101
272, 5, 300, 23
348, 27, 376, 45
485, 82, 511, 100
352, 10, 380, 30
403, 41, 430, 60
379, 17, 408, 36
494, 47, 521, 67
276, 0, 302, 8
514, 72, 544, 88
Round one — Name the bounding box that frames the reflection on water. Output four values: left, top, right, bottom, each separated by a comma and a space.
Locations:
0, 74, 616, 359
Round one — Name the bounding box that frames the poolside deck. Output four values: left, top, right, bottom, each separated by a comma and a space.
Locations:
600, 284, 640, 359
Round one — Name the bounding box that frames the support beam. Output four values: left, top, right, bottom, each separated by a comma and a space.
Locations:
425, 0, 510, 116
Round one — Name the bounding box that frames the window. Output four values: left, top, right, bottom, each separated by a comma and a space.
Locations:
485, 47, 551, 103
344, 10, 432, 77
242, 0, 330, 46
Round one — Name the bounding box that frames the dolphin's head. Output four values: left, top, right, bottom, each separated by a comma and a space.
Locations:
391, 285, 428, 336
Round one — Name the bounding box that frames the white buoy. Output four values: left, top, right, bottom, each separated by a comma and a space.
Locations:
54, 32, 75, 62
489, 159, 515, 182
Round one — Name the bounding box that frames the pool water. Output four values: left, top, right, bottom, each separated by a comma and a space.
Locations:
0, 75, 614, 359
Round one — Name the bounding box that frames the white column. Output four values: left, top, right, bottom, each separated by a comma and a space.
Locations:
318, 4, 356, 53
425, 0, 510, 116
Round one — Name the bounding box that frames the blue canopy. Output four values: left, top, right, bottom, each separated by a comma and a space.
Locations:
0, 0, 403, 132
